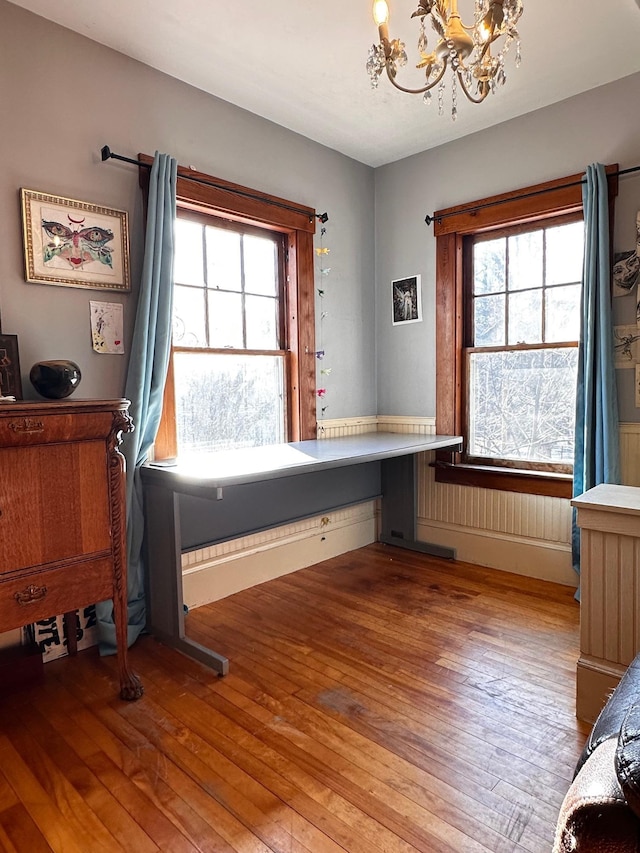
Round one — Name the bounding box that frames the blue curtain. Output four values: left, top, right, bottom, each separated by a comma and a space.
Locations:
97, 152, 177, 653
572, 163, 620, 582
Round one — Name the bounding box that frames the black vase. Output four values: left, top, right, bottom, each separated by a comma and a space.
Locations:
30, 360, 82, 399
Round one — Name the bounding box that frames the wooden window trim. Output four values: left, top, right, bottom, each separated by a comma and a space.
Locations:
138, 154, 317, 459
435, 166, 619, 497
433, 461, 573, 498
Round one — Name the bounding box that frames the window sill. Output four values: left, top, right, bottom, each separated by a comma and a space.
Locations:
433, 461, 572, 498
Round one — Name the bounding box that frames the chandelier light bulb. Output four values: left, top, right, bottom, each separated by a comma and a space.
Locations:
477, 16, 492, 42
373, 0, 390, 27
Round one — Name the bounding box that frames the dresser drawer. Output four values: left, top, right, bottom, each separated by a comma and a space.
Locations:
0, 410, 115, 448
0, 557, 114, 631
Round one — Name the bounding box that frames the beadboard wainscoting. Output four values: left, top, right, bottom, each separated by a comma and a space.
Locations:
375, 415, 436, 436
182, 501, 377, 607
316, 416, 379, 437
416, 422, 640, 587
417, 460, 576, 586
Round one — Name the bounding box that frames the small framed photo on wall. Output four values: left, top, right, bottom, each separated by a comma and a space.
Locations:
392, 275, 422, 326
0, 334, 23, 399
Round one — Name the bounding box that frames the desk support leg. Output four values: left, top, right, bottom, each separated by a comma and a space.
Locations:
379, 455, 455, 559
144, 484, 229, 676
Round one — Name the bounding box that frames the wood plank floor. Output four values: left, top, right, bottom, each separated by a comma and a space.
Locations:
0, 544, 588, 852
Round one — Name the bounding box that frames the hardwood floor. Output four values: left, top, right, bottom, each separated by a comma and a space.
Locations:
0, 544, 588, 852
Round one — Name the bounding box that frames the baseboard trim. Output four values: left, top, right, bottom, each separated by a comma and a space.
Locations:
184, 510, 377, 607
416, 520, 576, 586
577, 656, 627, 724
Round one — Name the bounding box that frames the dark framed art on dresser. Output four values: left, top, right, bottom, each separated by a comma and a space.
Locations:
0, 334, 23, 400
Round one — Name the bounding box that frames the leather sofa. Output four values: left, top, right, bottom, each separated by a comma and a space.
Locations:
554, 654, 640, 851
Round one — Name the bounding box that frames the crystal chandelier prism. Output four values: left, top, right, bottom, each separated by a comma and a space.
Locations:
366, 0, 523, 120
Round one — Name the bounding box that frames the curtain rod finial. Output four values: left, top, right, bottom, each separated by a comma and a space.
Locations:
101, 145, 112, 162
317, 212, 329, 224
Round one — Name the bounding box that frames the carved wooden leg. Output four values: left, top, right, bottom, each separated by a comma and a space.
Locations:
108, 409, 143, 701
112, 580, 143, 701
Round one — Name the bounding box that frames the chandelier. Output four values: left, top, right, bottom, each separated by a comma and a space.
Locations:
366, 0, 523, 119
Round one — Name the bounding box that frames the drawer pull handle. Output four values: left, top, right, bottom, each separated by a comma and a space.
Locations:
9, 418, 45, 434
15, 584, 48, 605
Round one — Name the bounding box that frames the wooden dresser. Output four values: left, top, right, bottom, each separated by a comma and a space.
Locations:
0, 399, 142, 700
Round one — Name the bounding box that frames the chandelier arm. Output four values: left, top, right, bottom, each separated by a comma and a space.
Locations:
384, 57, 448, 95
456, 69, 489, 104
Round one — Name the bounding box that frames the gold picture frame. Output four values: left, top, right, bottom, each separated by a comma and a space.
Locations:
21, 188, 130, 292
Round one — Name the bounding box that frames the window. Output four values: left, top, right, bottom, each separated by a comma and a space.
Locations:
173, 214, 288, 453
146, 156, 318, 460
465, 217, 583, 472
434, 168, 618, 497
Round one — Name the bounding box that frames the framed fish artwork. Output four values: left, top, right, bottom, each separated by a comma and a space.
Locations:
21, 188, 130, 291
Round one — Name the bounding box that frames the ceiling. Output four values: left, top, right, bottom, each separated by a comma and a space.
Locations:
9, 0, 640, 167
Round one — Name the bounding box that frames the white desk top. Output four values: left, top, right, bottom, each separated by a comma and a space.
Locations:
143, 431, 462, 490
572, 483, 640, 515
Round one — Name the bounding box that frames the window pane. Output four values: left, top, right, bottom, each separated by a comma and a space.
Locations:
468, 348, 578, 463
473, 238, 505, 295
206, 227, 242, 292
173, 284, 207, 347
246, 295, 278, 350
508, 289, 542, 345
174, 352, 285, 453
508, 231, 543, 291
474, 293, 505, 346
546, 284, 581, 342
546, 221, 584, 285
174, 219, 204, 286
244, 234, 278, 296
208, 291, 243, 348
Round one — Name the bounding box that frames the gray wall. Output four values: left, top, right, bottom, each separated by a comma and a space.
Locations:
2, 0, 638, 427
375, 72, 640, 422
0, 1, 376, 418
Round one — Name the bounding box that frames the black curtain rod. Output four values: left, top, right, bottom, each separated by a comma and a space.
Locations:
424, 163, 640, 227
100, 146, 329, 224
